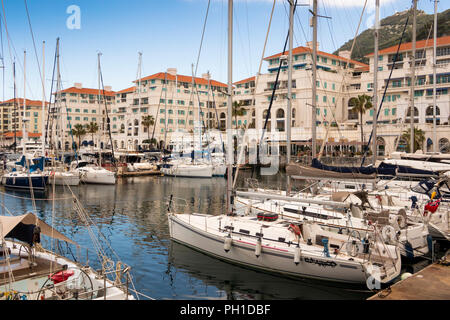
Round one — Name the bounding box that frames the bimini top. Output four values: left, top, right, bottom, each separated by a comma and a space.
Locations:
0, 213, 77, 245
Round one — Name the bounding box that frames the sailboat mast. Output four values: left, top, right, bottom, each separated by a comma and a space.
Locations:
409, 0, 417, 153
13, 60, 16, 153
432, 0, 438, 153
226, 0, 233, 215
56, 38, 63, 154
286, 0, 294, 196
372, 0, 379, 165
311, 0, 317, 159
41, 41, 45, 155
22, 50, 26, 156
97, 52, 102, 165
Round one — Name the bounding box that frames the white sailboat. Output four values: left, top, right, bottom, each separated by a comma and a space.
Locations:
168, 0, 401, 287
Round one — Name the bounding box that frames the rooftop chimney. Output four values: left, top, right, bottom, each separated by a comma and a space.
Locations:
202, 73, 211, 80
74, 82, 82, 89
306, 41, 319, 51
104, 85, 112, 91
167, 68, 177, 76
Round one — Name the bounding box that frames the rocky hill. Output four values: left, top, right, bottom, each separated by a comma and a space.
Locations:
333, 8, 450, 64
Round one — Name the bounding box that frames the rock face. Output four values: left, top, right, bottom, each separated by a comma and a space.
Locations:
334, 9, 450, 64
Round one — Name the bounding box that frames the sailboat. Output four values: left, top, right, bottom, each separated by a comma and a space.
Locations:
2, 54, 48, 192
0, 213, 135, 300
168, 0, 401, 287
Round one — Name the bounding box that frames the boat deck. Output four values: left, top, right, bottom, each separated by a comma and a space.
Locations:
0, 254, 64, 286
368, 254, 450, 300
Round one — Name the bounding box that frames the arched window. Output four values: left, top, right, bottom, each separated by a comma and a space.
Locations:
425, 105, 440, 124
347, 99, 358, 120
275, 108, 285, 132
376, 137, 385, 156
406, 107, 419, 124
439, 138, 450, 153
276, 108, 285, 118
134, 119, 139, 126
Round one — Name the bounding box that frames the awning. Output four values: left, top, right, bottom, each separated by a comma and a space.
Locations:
0, 213, 77, 245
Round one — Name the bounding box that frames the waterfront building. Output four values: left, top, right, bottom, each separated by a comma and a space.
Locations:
51, 83, 115, 150
0, 98, 48, 147
111, 69, 228, 151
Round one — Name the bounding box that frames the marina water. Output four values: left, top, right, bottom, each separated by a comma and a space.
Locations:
0, 171, 435, 300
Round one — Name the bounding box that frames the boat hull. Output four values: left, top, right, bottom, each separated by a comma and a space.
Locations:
2, 174, 48, 191
168, 214, 394, 285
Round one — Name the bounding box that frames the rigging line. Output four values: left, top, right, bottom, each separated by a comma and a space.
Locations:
317, 0, 368, 159
361, 8, 412, 166
0, 11, 4, 102
23, 0, 43, 89
193, 0, 211, 78
0, 0, 35, 99
392, 20, 434, 154
150, 81, 167, 144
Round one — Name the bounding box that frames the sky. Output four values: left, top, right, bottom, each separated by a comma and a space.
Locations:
0, 0, 447, 102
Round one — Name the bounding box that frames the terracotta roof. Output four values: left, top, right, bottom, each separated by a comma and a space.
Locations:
134, 72, 228, 88
57, 87, 115, 97
264, 46, 368, 67
365, 35, 450, 57
116, 86, 136, 94
1, 98, 49, 107
355, 65, 370, 72
3, 131, 41, 138
234, 76, 256, 85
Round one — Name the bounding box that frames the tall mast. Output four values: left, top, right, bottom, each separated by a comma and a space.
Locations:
164, 71, 167, 150
226, 0, 233, 215
41, 41, 45, 155
97, 52, 102, 165
56, 38, 63, 153
137, 52, 142, 148
286, 0, 294, 196
432, 0, 438, 153
13, 60, 16, 153
311, 0, 317, 159
409, 0, 417, 153
372, 0, 379, 164
22, 50, 26, 156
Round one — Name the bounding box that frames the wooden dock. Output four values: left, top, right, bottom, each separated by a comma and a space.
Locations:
368, 254, 450, 300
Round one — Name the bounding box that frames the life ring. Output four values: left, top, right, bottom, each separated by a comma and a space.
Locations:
381, 225, 396, 244
345, 240, 363, 257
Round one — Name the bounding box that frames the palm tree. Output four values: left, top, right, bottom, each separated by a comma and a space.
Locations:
401, 127, 425, 153
232, 101, 246, 129
86, 122, 99, 146
72, 123, 86, 150
141, 115, 155, 141
349, 94, 373, 152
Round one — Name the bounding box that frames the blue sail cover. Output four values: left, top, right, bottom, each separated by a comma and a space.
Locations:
310, 158, 438, 177
29, 157, 45, 173
15, 156, 26, 167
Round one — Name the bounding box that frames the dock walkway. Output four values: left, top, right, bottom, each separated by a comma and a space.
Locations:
368, 253, 450, 300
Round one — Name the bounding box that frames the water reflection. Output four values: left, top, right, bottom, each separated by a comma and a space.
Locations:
0, 172, 424, 300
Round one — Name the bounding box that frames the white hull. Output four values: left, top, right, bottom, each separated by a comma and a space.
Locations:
77, 168, 116, 185
49, 172, 80, 186
212, 164, 227, 177
168, 213, 401, 285
161, 164, 213, 178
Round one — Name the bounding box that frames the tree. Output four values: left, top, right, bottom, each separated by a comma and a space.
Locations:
86, 122, 99, 146
232, 101, 246, 129
401, 127, 425, 153
72, 123, 86, 150
141, 115, 155, 141
349, 94, 373, 152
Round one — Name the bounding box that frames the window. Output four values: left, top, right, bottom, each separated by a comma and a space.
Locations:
392, 108, 396, 116
437, 46, 450, 57
323, 96, 327, 103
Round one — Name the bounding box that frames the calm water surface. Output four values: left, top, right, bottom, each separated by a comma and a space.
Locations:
0, 171, 433, 300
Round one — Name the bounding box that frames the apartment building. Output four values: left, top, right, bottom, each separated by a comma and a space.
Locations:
111, 69, 228, 151
51, 83, 115, 150
347, 35, 450, 155
0, 98, 48, 145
